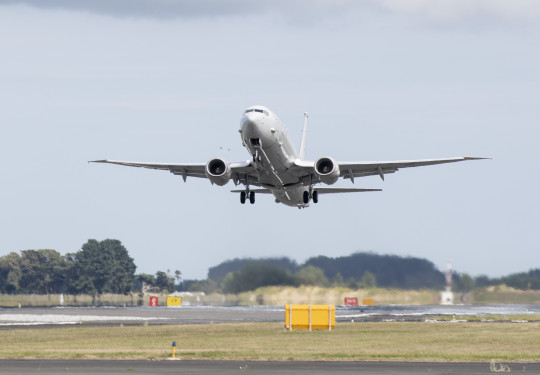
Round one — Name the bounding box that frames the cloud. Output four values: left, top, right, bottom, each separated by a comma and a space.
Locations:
2, 0, 540, 24
0, 0, 356, 20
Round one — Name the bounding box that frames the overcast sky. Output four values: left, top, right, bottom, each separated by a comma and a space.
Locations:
1, 1, 539, 280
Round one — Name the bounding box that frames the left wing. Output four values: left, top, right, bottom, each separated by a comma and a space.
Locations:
293, 156, 488, 183
89, 159, 258, 184
338, 157, 489, 182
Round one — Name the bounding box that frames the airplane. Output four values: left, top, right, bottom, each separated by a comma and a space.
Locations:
91, 105, 487, 208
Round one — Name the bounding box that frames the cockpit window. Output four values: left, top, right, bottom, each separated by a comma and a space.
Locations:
244, 108, 269, 115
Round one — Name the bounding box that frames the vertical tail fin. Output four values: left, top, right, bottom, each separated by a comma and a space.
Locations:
299, 112, 308, 160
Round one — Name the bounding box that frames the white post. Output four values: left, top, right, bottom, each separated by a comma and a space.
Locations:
289, 305, 293, 332
329, 305, 332, 331
309, 305, 312, 331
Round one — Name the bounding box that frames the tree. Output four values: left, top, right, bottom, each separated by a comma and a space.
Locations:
346, 277, 359, 290
295, 265, 329, 286
333, 272, 345, 287
360, 271, 377, 288
18, 249, 68, 294
221, 263, 295, 294
70, 239, 136, 295
174, 270, 182, 285
454, 273, 475, 293
208, 257, 299, 284
103, 239, 137, 294
305, 252, 444, 289
0, 252, 22, 294
155, 271, 174, 293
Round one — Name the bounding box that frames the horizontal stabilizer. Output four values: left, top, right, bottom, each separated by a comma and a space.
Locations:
315, 188, 382, 194
230, 189, 273, 194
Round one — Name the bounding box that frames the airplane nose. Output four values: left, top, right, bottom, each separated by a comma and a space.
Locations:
241, 114, 258, 138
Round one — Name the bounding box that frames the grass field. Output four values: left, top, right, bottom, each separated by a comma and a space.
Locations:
1, 321, 539, 362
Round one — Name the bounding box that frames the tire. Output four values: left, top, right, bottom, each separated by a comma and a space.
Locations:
303, 191, 309, 204
249, 191, 255, 204
240, 191, 246, 204
313, 190, 319, 204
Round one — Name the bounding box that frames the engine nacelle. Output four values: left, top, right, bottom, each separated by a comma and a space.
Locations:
315, 157, 340, 185
205, 158, 232, 186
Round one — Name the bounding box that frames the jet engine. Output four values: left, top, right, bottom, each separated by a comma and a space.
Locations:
205, 158, 232, 186
315, 157, 340, 185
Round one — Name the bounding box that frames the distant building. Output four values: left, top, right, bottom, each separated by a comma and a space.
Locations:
440, 261, 454, 305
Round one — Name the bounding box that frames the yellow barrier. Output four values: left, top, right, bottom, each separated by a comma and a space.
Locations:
285, 305, 335, 331
362, 298, 374, 306
166, 296, 182, 307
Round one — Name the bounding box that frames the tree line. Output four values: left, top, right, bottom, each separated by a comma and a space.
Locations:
203, 253, 540, 294
2, 241, 539, 295
205, 253, 442, 294
0, 239, 180, 295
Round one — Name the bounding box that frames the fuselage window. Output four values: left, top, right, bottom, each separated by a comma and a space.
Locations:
254, 109, 263, 113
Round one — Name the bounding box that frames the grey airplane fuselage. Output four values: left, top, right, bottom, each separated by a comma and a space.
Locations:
239, 106, 307, 207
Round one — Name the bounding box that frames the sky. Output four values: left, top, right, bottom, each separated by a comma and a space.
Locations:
1, 1, 539, 280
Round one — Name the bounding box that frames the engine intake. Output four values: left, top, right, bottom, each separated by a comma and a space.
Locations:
315, 157, 340, 185
205, 158, 232, 186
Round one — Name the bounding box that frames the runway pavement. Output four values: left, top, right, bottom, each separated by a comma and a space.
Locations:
1, 359, 538, 375
2, 304, 539, 327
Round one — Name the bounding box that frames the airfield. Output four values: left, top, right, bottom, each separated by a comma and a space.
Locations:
1, 304, 540, 374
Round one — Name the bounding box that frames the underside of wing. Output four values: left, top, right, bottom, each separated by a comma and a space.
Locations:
90, 159, 258, 184
90, 159, 207, 180
292, 156, 487, 184
338, 157, 488, 181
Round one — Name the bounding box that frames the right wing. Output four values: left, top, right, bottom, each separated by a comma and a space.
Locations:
89, 159, 258, 184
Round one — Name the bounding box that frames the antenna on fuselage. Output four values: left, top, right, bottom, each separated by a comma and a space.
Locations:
299, 112, 308, 160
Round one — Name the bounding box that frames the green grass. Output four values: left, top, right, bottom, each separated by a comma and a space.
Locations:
1, 321, 539, 362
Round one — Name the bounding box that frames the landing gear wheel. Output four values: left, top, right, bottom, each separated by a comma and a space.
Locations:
313, 190, 319, 204
249, 191, 255, 204
303, 191, 309, 204
240, 191, 246, 204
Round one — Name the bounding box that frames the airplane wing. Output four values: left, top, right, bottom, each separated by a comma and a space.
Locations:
89, 159, 258, 184
337, 157, 489, 181
294, 156, 488, 183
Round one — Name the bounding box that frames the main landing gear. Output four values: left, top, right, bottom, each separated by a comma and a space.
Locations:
240, 191, 255, 204
303, 190, 319, 204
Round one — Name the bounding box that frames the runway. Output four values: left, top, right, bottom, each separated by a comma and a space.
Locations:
1, 304, 539, 327
1, 359, 538, 375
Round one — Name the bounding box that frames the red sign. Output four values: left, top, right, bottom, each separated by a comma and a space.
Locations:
149, 296, 158, 307
344, 297, 358, 306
